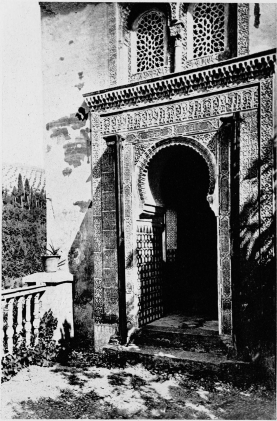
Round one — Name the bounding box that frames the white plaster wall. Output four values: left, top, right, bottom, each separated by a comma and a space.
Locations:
249, 4, 276, 54
41, 3, 110, 268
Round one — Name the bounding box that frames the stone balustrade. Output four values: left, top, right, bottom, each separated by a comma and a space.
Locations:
2, 271, 74, 356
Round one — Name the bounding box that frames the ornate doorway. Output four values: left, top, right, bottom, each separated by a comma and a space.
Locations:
137, 143, 218, 326
134, 133, 234, 336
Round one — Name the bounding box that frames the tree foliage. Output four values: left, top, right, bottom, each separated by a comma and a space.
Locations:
2, 175, 47, 288
17, 174, 24, 206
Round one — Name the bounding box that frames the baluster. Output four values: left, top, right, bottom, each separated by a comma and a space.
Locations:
25, 295, 32, 347
33, 293, 40, 345
7, 298, 15, 354
16, 297, 25, 345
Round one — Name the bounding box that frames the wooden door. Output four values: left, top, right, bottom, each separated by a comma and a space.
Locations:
136, 220, 164, 326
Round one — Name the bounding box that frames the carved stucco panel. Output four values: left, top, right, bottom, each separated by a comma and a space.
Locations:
100, 86, 259, 135
237, 4, 249, 56
218, 121, 232, 335
240, 111, 259, 214
260, 78, 274, 263
91, 112, 105, 323
108, 3, 118, 86
118, 3, 130, 45
123, 142, 134, 291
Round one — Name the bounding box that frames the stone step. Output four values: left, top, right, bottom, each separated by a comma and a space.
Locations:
132, 325, 230, 355
103, 343, 259, 384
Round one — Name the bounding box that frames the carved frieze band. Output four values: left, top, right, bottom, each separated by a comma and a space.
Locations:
184, 54, 222, 70
126, 119, 219, 142
130, 66, 171, 83
237, 4, 249, 56
101, 87, 258, 136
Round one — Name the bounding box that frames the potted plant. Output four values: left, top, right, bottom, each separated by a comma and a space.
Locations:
41, 243, 61, 273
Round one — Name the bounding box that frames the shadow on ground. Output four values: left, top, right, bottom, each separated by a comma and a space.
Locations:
7, 360, 275, 420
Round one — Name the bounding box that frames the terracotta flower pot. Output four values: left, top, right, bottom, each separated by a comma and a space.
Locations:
41, 255, 61, 273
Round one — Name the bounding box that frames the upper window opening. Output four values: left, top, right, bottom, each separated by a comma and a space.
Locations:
192, 3, 225, 58
136, 10, 166, 72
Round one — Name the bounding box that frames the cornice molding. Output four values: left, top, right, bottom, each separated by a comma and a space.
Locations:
83, 49, 276, 113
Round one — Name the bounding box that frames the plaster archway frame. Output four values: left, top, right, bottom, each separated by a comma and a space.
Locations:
135, 136, 232, 337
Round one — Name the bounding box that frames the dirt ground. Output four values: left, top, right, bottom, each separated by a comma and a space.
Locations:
1, 358, 275, 420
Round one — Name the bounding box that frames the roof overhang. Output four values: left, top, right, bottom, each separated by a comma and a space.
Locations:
83, 48, 276, 114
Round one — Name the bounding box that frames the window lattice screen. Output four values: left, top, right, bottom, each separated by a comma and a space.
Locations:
193, 3, 225, 58
136, 11, 165, 72
166, 209, 177, 250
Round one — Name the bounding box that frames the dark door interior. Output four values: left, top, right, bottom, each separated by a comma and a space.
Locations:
148, 145, 217, 317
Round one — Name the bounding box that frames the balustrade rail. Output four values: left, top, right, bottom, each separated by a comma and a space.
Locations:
2, 284, 46, 355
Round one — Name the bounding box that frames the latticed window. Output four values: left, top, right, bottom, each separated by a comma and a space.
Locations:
193, 3, 225, 58
136, 10, 166, 72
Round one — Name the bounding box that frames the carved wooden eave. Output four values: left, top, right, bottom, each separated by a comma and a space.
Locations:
84, 49, 276, 113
